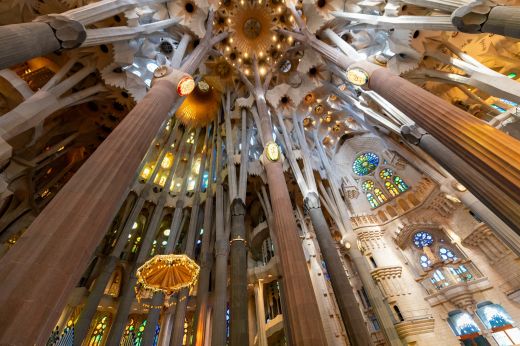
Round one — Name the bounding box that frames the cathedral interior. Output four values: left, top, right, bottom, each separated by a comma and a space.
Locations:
1, 0, 520, 345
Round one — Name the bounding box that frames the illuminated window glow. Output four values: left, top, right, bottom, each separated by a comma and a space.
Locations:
413, 231, 433, 248
352, 152, 379, 176
177, 76, 196, 96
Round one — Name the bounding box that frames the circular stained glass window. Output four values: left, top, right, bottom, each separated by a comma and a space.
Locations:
380, 168, 393, 180
413, 231, 433, 248
352, 152, 379, 176
361, 180, 374, 192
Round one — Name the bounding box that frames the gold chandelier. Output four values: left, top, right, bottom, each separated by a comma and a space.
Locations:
175, 78, 222, 128
135, 254, 200, 305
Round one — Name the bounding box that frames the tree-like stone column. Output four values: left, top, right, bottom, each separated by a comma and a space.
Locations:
0, 70, 185, 344
229, 199, 248, 346
304, 192, 372, 346
291, 13, 520, 233
452, 2, 520, 39
239, 59, 327, 345
0, 16, 85, 69
366, 68, 520, 233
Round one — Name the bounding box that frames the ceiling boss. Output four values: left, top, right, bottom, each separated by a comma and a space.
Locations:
214, 0, 296, 74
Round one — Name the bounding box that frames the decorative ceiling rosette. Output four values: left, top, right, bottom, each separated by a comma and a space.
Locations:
215, 0, 295, 70
205, 56, 241, 92
168, 0, 208, 38
266, 83, 295, 115
386, 30, 422, 74
101, 63, 147, 102
175, 78, 222, 128
229, 2, 275, 57
297, 50, 330, 86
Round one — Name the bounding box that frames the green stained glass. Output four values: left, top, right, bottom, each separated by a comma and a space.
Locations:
379, 168, 393, 180
352, 152, 379, 176
393, 176, 408, 192
361, 180, 374, 192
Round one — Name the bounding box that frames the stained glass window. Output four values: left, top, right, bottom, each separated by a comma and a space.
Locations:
393, 176, 408, 192
448, 311, 481, 336
476, 302, 515, 330
439, 247, 457, 261
385, 181, 400, 197
413, 231, 433, 248
366, 193, 379, 208
88, 313, 111, 346
361, 180, 374, 192
420, 255, 431, 268
379, 168, 393, 180
374, 188, 387, 203
352, 152, 379, 176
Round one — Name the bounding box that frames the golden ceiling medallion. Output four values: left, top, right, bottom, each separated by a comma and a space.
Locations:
304, 93, 315, 105
265, 141, 280, 162
346, 67, 369, 86
153, 65, 170, 78
314, 104, 324, 115
229, 2, 274, 57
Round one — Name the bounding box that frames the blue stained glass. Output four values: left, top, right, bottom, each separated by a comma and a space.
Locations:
476, 302, 515, 330
413, 231, 433, 248
448, 311, 481, 336
491, 104, 506, 113
352, 152, 380, 176
439, 247, 457, 261
420, 255, 431, 268
500, 98, 517, 107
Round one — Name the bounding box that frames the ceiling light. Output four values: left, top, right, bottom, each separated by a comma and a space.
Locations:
177, 76, 195, 96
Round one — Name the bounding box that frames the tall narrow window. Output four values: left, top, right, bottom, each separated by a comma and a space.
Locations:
88, 313, 112, 346
393, 176, 408, 192
385, 181, 400, 196
393, 305, 405, 322
366, 193, 379, 208
374, 188, 387, 203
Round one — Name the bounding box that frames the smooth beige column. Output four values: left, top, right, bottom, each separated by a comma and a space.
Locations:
0, 79, 180, 345
254, 280, 268, 346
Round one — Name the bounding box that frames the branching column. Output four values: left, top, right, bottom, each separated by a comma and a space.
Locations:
300, 25, 520, 234
366, 68, 520, 233
304, 192, 372, 346
0, 28, 222, 343
0, 74, 183, 344
254, 99, 327, 345
229, 199, 248, 346
0, 17, 84, 69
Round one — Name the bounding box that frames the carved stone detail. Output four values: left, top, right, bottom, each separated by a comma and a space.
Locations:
303, 192, 320, 213
36, 15, 86, 49
231, 198, 246, 216
400, 125, 427, 146
451, 1, 494, 34
462, 223, 511, 263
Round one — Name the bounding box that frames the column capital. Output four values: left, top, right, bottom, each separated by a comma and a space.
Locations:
231, 198, 246, 216
303, 192, 320, 213
400, 125, 428, 145
35, 15, 86, 49
451, 1, 494, 34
